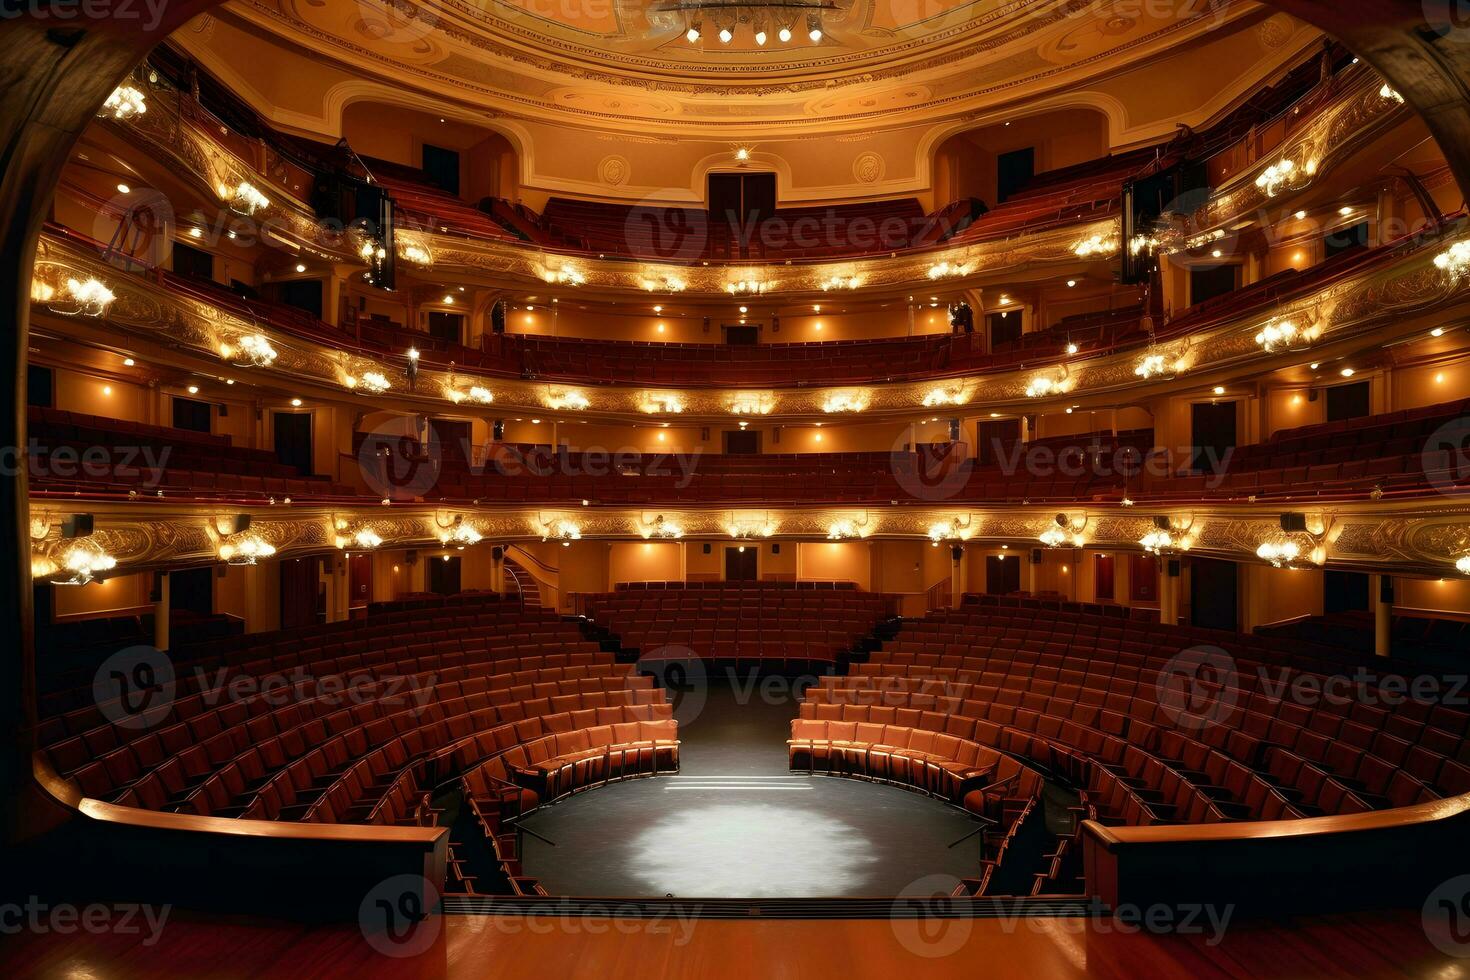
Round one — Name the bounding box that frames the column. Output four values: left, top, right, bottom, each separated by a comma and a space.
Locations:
1158, 559, 1179, 626
1372, 574, 1393, 658
152, 571, 170, 652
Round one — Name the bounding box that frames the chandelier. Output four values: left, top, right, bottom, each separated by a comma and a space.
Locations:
542, 519, 582, 546
673, 1, 831, 46
46, 277, 116, 318
101, 85, 147, 121
1457, 555, 1470, 576
827, 518, 866, 541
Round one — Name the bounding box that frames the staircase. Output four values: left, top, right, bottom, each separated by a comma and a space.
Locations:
503, 556, 541, 609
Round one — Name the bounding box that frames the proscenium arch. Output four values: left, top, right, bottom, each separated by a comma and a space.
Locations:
2, 0, 1469, 875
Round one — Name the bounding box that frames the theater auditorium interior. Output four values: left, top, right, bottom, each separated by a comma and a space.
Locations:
4, 1, 1470, 976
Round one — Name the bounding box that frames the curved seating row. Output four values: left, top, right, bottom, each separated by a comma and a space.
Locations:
800, 599, 1470, 836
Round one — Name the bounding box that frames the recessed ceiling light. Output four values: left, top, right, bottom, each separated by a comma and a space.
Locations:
294, 264, 306, 273
1340, 367, 1355, 377
291, 398, 302, 407
122, 357, 134, 367
1339, 206, 1354, 215
1066, 280, 1076, 288
1213, 386, 1225, 395
1294, 210, 1306, 220
1309, 362, 1320, 370
189, 228, 203, 239
1431, 327, 1445, 337
187, 385, 199, 394
116, 183, 130, 194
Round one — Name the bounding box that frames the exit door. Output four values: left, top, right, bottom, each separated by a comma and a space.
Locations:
725, 547, 758, 581
349, 553, 373, 611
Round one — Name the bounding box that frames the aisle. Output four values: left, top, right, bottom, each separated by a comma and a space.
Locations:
517, 679, 988, 898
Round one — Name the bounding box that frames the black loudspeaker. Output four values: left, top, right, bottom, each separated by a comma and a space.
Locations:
1152, 515, 1172, 530
702, 543, 712, 555
406, 550, 419, 566
493, 420, 505, 440
950, 545, 963, 561
62, 514, 94, 538
219, 404, 229, 417
1308, 388, 1319, 402
772, 543, 781, 555
1167, 558, 1181, 578
1279, 513, 1308, 532
949, 419, 961, 441
1380, 576, 1394, 604
491, 547, 504, 561
1030, 548, 1043, 565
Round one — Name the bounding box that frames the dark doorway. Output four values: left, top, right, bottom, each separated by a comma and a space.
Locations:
278, 279, 323, 319
996, 147, 1035, 203
725, 546, 758, 582
169, 567, 213, 616
1326, 380, 1370, 423
724, 430, 761, 454
987, 310, 1022, 349
349, 553, 373, 611
1094, 554, 1116, 601
428, 555, 462, 596
279, 557, 319, 629
172, 397, 212, 434
428, 311, 464, 345
27, 365, 52, 408
977, 418, 1021, 466
1191, 400, 1237, 474
708, 172, 776, 230
1189, 264, 1239, 306
1323, 221, 1370, 259
724, 325, 759, 346
171, 240, 214, 281
985, 555, 1021, 595
422, 144, 461, 196
1130, 553, 1159, 603
1325, 570, 1370, 614
1190, 558, 1238, 631
273, 411, 313, 474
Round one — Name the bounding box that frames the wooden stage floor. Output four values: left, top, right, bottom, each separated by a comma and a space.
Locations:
0, 907, 1458, 979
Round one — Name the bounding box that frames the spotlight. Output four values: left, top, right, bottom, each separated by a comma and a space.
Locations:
754, 25, 767, 45
686, 21, 701, 42
719, 26, 733, 43
778, 25, 793, 42
807, 13, 822, 41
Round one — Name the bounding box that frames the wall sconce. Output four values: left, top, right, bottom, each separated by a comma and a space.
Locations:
544, 265, 586, 286
641, 393, 685, 415
1039, 513, 1088, 549
45, 277, 116, 318
437, 514, 483, 549
1073, 232, 1120, 258
640, 514, 684, 539
1435, 242, 1470, 279
540, 517, 582, 546
229, 181, 270, 216
821, 390, 869, 414
927, 515, 972, 544
546, 390, 590, 411
101, 85, 147, 120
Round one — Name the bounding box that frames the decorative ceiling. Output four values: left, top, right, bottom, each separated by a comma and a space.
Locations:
208, 0, 1280, 130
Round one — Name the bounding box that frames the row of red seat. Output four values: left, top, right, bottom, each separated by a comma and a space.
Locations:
584, 584, 897, 669
806, 597, 1470, 832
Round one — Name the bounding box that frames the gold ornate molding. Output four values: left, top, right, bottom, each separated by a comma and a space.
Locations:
30, 497, 1470, 582
33, 222, 1470, 423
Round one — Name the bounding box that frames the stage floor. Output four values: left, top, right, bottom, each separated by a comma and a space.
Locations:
518, 680, 989, 898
